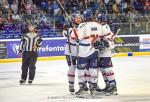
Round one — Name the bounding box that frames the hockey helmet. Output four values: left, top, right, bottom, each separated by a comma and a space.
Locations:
83, 9, 93, 20
71, 11, 82, 21
71, 11, 82, 24
97, 13, 107, 22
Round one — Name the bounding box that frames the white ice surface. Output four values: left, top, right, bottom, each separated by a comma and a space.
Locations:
0, 56, 150, 102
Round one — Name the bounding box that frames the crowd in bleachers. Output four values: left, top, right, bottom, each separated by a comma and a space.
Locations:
0, 0, 150, 39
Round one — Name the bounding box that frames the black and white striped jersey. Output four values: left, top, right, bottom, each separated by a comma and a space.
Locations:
19, 32, 42, 52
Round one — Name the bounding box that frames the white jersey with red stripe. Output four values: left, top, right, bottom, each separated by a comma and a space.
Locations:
99, 24, 115, 57
63, 28, 78, 57
76, 21, 112, 57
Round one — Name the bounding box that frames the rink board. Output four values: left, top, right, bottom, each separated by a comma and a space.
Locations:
0, 35, 150, 63
0, 52, 150, 63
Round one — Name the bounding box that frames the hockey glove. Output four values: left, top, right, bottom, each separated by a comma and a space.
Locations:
93, 40, 109, 50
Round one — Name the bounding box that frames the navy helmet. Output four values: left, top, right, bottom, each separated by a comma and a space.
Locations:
83, 9, 93, 20
97, 13, 107, 22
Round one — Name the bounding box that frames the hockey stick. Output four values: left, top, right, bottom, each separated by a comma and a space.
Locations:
114, 28, 121, 36
56, 0, 70, 19
112, 28, 121, 40
111, 28, 121, 55
56, 0, 73, 62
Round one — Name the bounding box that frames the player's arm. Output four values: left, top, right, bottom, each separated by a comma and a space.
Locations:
19, 35, 25, 52
76, 23, 86, 41
102, 26, 115, 49
18, 35, 25, 55
33, 34, 43, 51
93, 25, 114, 50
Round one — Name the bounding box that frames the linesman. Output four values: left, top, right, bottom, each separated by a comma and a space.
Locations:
19, 24, 42, 85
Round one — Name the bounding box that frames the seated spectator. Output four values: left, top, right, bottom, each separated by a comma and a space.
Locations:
107, 0, 114, 14
6, 10, 15, 23
104, 0, 110, 5
133, 0, 145, 14
7, 0, 15, 5
18, 0, 26, 14
10, 1, 18, 15
39, 0, 49, 13
2, 0, 10, 14
99, 0, 107, 14
112, 1, 120, 14
51, 0, 60, 16
145, 0, 150, 14
0, 10, 6, 24
25, 1, 33, 15
12, 13, 20, 21
119, 0, 128, 14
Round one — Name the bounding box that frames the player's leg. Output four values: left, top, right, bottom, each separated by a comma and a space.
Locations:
75, 57, 87, 95
95, 68, 102, 92
66, 55, 76, 93
88, 52, 99, 95
99, 57, 110, 91
84, 66, 90, 91
28, 52, 38, 84
101, 57, 117, 95
20, 52, 30, 84
96, 57, 102, 92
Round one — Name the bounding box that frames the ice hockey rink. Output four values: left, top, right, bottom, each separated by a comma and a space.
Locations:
0, 56, 150, 102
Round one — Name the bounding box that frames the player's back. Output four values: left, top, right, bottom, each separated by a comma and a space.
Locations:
77, 21, 100, 57
78, 22, 100, 40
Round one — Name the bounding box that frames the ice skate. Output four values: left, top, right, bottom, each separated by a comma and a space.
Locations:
75, 88, 88, 95
101, 84, 110, 91
84, 83, 89, 91
75, 88, 89, 98
90, 84, 102, 96
104, 85, 118, 96
95, 86, 104, 95
75, 88, 87, 97
69, 85, 75, 94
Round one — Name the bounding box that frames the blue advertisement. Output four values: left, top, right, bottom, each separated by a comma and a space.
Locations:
6, 38, 66, 58
7, 41, 20, 58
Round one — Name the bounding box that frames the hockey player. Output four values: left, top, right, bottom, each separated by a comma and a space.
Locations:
62, 12, 82, 94
96, 13, 118, 95
74, 10, 114, 96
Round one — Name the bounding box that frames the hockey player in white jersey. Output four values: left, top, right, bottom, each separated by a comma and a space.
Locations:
74, 10, 114, 96
62, 12, 82, 94
95, 13, 117, 95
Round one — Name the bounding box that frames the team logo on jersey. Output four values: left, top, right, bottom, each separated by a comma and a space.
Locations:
78, 63, 86, 68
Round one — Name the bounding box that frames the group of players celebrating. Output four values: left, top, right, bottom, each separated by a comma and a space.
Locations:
63, 9, 118, 97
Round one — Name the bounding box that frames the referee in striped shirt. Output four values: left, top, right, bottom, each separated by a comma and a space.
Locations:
19, 24, 42, 85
